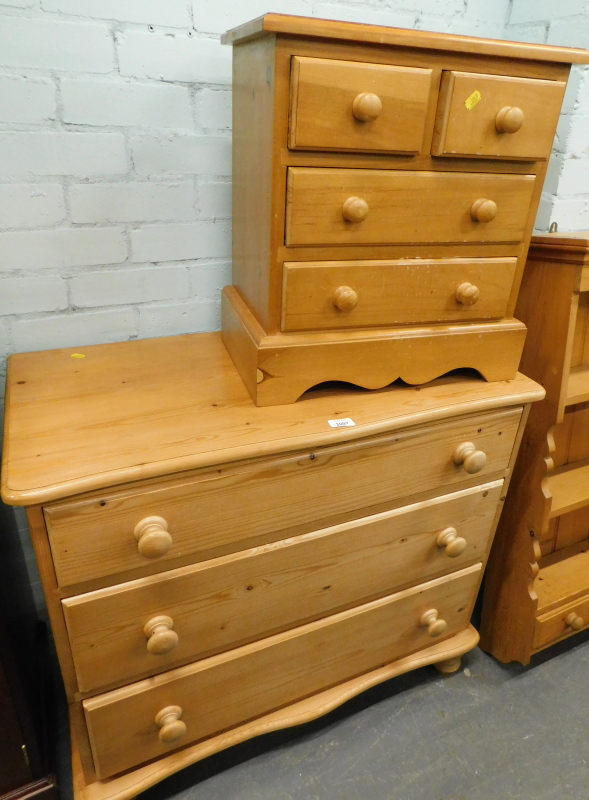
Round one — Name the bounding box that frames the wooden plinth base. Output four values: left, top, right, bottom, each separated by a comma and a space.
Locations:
222, 287, 527, 406
71, 626, 479, 800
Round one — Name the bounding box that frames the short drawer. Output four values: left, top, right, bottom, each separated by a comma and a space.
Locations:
44, 408, 521, 588
83, 563, 481, 779
285, 168, 535, 246
64, 481, 502, 693
289, 56, 433, 154
534, 595, 589, 650
282, 257, 517, 331
433, 71, 565, 160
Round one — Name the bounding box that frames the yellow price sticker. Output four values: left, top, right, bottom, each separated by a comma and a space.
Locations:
465, 90, 482, 110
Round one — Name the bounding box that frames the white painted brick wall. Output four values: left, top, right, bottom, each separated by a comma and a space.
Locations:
40, 0, 192, 27
0, 76, 56, 124
131, 134, 231, 176
0, 133, 128, 177
11, 309, 137, 352
0, 17, 114, 73
69, 182, 194, 223
0, 185, 65, 228
71, 266, 190, 307
504, 1, 589, 232
118, 31, 232, 84
0, 277, 68, 315
61, 80, 193, 129
131, 222, 230, 262
0, 228, 127, 271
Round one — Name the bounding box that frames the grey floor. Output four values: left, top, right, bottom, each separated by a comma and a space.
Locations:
56, 625, 589, 800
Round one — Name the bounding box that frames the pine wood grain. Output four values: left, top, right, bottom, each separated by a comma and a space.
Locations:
285, 168, 536, 247
71, 626, 480, 800
282, 257, 517, 331
221, 14, 589, 64
83, 565, 481, 779
481, 233, 589, 663
1, 332, 542, 507
44, 407, 518, 588
289, 56, 434, 153
432, 71, 566, 160
63, 482, 501, 693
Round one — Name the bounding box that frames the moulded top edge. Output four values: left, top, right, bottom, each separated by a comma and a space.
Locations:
220, 13, 589, 65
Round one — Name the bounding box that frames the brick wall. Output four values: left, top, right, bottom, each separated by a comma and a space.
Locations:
505, 0, 589, 230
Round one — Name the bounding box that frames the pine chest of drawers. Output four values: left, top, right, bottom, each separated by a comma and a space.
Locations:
0, 333, 543, 799
220, 14, 589, 406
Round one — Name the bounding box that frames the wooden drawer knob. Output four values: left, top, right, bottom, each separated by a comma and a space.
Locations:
420, 609, 448, 638
134, 516, 172, 559
352, 92, 382, 122
565, 612, 584, 631
342, 196, 369, 223
455, 282, 480, 306
470, 198, 497, 223
453, 442, 487, 474
333, 286, 359, 312
436, 527, 467, 558
144, 615, 179, 655
155, 705, 186, 744
495, 106, 524, 134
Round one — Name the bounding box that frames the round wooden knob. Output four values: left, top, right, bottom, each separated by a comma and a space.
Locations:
565, 612, 584, 631
495, 106, 524, 134
453, 442, 487, 474
134, 516, 172, 559
342, 196, 369, 223
470, 198, 497, 223
155, 705, 186, 744
352, 92, 382, 122
333, 286, 359, 312
436, 527, 467, 558
420, 609, 448, 638
144, 615, 179, 655
455, 282, 480, 306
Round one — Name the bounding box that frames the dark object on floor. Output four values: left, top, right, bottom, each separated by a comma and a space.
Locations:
0, 504, 57, 800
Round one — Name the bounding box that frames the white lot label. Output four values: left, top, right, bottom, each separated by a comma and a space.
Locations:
328, 418, 355, 428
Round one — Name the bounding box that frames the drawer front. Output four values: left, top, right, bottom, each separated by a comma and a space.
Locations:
282, 257, 517, 331
285, 168, 535, 246
289, 56, 433, 154
64, 481, 502, 693
45, 409, 521, 588
534, 594, 589, 650
84, 564, 481, 779
433, 71, 566, 161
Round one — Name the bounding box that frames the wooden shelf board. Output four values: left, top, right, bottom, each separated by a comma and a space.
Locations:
546, 462, 589, 518
536, 539, 589, 614
565, 364, 589, 407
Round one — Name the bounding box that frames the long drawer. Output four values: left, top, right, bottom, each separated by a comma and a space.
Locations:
44, 409, 521, 587
64, 481, 502, 693
282, 257, 517, 331
84, 563, 481, 779
285, 168, 535, 246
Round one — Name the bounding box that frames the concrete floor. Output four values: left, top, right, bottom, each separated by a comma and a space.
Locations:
57, 627, 589, 800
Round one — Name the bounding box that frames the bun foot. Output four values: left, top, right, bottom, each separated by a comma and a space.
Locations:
434, 656, 462, 674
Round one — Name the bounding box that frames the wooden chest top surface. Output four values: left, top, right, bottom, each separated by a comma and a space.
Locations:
1, 332, 543, 505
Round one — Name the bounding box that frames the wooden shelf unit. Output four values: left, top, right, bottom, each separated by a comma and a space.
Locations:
481, 232, 589, 663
